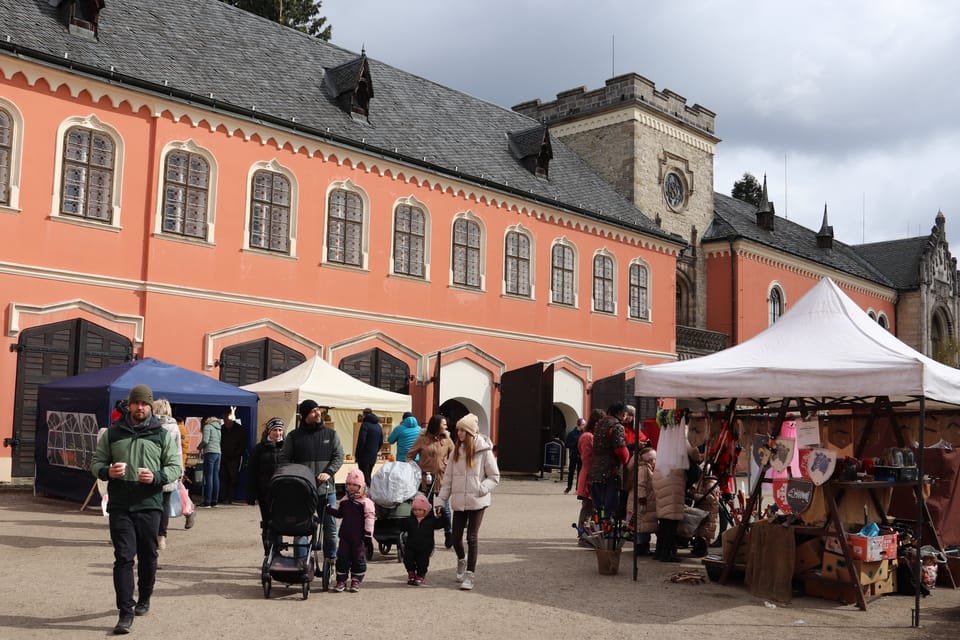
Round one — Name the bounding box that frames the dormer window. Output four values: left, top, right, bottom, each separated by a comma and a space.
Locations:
324, 53, 375, 121
54, 0, 105, 38
507, 125, 552, 178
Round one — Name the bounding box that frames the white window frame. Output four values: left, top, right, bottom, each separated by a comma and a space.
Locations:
0, 97, 25, 214
389, 194, 431, 280
450, 210, 486, 291
768, 282, 786, 326
322, 178, 369, 270
503, 223, 535, 299
628, 258, 651, 321
549, 237, 578, 307
242, 159, 298, 257
50, 114, 125, 227
154, 139, 218, 243
592, 248, 617, 315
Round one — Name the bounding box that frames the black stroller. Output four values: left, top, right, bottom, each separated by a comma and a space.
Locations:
260, 464, 333, 599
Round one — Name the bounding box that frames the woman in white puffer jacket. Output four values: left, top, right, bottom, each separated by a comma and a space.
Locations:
437, 413, 500, 591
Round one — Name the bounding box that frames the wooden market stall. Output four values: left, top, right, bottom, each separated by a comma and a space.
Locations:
633, 278, 960, 626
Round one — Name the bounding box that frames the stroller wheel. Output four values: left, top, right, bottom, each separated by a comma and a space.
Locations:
321, 556, 332, 592
302, 581, 310, 600
691, 537, 708, 558
262, 578, 271, 599
379, 542, 391, 556
364, 536, 374, 560
397, 537, 404, 563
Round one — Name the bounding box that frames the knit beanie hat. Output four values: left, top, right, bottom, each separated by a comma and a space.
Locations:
412, 493, 431, 512
298, 399, 320, 417
457, 413, 479, 437
265, 417, 285, 431
127, 384, 153, 404
345, 468, 365, 487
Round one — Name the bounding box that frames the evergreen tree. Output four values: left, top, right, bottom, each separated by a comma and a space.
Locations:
731, 172, 763, 206
221, 0, 332, 39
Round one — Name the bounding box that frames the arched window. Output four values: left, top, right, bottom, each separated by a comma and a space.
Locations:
161, 148, 211, 239
551, 242, 576, 306
61, 125, 115, 221
877, 313, 889, 331
0, 107, 12, 206
768, 285, 784, 325
249, 169, 291, 253
393, 202, 426, 277
504, 229, 531, 297
452, 217, 482, 288
327, 188, 364, 266
629, 262, 650, 320
593, 253, 615, 313
218, 338, 305, 386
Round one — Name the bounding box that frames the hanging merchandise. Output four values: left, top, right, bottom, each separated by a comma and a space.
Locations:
656, 408, 689, 474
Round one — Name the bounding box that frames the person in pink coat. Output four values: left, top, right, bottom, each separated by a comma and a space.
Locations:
575, 409, 604, 545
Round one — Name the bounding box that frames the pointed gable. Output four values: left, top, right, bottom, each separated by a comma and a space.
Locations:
507, 124, 552, 178
324, 52, 374, 119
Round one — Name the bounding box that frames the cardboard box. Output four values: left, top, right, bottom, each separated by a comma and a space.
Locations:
821, 552, 891, 585
804, 568, 896, 604
795, 537, 824, 575
824, 532, 897, 562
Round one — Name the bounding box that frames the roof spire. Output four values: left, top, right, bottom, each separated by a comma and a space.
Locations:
817, 203, 834, 249
757, 174, 772, 213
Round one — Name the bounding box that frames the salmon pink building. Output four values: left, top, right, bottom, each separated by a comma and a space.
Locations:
0, 1, 683, 482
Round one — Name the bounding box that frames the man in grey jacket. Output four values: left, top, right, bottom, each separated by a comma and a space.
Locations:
279, 399, 344, 559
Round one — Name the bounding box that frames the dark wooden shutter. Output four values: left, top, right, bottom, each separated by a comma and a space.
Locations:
12, 319, 131, 477
219, 338, 304, 385
591, 372, 627, 416
339, 348, 410, 394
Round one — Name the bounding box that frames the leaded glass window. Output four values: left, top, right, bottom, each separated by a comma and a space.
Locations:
162, 151, 210, 239
629, 263, 649, 320
0, 108, 10, 206
394, 203, 425, 277
593, 255, 615, 313
505, 231, 531, 296
551, 244, 575, 305
452, 218, 481, 288
61, 126, 114, 221
249, 170, 290, 253
327, 189, 363, 266
769, 286, 784, 325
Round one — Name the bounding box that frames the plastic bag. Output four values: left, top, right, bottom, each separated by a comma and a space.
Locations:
368, 461, 422, 507
179, 479, 195, 516
167, 483, 183, 518
678, 506, 709, 538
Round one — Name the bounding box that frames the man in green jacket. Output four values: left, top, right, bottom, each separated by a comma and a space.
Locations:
91, 384, 181, 635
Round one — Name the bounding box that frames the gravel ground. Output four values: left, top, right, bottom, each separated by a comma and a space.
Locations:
2, 477, 959, 639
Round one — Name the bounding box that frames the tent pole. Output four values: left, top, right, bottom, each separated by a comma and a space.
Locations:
913, 396, 925, 628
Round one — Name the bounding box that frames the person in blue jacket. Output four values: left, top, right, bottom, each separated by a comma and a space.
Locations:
389, 412, 421, 463
354, 410, 383, 487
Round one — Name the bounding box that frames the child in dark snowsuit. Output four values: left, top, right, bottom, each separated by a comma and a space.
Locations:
401, 493, 445, 585
328, 468, 375, 592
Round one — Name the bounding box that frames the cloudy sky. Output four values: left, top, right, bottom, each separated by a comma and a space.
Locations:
321, 0, 960, 249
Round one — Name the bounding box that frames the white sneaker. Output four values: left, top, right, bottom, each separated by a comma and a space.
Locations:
157, 535, 167, 550
455, 558, 467, 582
460, 571, 475, 590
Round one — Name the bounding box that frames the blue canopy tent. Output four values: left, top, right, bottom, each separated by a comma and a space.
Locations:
35, 358, 259, 503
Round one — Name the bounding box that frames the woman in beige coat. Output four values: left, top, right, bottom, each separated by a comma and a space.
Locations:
437, 413, 500, 591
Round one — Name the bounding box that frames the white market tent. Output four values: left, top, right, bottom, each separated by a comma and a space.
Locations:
633, 277, 960, 406
633, 277, 960, 622
242, 355, 412, 453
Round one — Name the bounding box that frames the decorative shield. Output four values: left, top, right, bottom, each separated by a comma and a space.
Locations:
798, 447, 814, 481
803, 447, 838, 486
786, 479, 814, 514
769, 437, 796, 473
772, 478, 791, 514
753, 434, 773, 468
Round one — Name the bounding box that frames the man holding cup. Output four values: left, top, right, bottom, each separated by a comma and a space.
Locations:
92, 384, 182, 635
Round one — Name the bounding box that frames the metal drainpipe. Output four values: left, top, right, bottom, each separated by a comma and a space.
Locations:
728, 236, 738, 346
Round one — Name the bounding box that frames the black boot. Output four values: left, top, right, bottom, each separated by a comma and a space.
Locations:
659, 519, 681, 562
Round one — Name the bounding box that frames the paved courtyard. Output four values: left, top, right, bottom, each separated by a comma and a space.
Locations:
1, 476, 959, 639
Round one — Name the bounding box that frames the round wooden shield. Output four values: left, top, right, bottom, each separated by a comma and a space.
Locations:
772, 478, 791, 514
786, 479, 814, 514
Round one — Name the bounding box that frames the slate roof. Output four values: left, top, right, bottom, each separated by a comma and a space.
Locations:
705, 193, 895, 287
851, 237, 928, 289
0, 0, 676, 244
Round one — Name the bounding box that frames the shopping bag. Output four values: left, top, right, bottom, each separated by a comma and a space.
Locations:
167, 483, 183, 518
178, 479, 195, 516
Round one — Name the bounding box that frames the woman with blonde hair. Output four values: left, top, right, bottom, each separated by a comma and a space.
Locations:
152, 398, 186, 549
436, 413, 500, 591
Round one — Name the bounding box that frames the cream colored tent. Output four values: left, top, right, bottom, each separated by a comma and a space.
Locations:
241, 355, 412, 454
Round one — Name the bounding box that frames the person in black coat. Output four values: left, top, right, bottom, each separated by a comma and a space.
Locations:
354, 410, 383, 488
219, 409, 247, 504
401, 493, 446, 585
247, 417, 285, 550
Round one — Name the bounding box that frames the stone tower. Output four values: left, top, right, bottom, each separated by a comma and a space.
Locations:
513, 73, 719, 332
